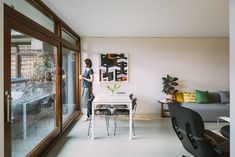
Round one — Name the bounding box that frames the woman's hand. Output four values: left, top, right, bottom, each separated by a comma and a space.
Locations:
79, 74, 94, 82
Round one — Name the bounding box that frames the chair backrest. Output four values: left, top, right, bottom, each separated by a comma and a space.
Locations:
168, 104, 221, 157
42, 95, 54, 108
220, 125, 230, 139
129, 93, 134, 100
132, 98, 137, 116
42, 95, 51, 105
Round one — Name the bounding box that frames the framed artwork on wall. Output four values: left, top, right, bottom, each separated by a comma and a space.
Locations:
99, 53, 128, 82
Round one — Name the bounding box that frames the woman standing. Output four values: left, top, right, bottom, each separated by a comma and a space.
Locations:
80, 59, 94, 121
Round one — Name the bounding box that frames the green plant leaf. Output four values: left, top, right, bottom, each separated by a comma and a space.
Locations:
162, 74, 179, 94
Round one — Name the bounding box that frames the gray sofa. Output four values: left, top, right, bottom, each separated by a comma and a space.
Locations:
180, 92, 229, 122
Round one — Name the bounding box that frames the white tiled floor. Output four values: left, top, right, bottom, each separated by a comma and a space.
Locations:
45, 114, 223, 157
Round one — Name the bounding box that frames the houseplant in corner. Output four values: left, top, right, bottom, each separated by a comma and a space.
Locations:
162, 74, 178, 101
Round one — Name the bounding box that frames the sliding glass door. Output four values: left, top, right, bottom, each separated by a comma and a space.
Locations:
4, 7, 61, 156
10, 30, 57, 157
62, 47, 76, 123
4, 2, 81, 156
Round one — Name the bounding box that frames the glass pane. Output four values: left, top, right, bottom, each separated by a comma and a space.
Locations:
4, 0, 55, 32
62, 29, 77, 46
11, 54, 17, 77
11, 30, 56, 157
62, 47, 76, 123
20, 55, 38, 78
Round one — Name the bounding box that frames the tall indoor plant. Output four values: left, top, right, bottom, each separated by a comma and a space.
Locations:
162, 74, 178, 100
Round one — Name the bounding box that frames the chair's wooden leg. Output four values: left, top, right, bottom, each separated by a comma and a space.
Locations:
88, 120, 91, 136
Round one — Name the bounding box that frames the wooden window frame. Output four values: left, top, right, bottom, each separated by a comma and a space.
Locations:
4, 1, 81, 156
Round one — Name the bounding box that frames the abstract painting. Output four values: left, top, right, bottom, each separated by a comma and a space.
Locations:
99, 53, 128, 82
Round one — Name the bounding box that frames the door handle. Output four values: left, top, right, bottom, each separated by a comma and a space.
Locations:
5, 91, 12, 123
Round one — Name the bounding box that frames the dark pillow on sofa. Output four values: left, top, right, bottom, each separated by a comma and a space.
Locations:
195, 89, 210, 104
218, 91, 230, 104
208, 92, 220, 103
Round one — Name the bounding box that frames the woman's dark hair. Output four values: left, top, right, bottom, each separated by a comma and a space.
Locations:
84, 58, 92, 68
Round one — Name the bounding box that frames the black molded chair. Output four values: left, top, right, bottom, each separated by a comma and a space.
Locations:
113, 98, 137, 136
168, 104, 229, 157
220, 125, 230, 139
113, 93, 134, 109
88, 105, 112, 136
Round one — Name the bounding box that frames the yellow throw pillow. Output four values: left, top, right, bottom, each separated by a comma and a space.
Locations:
175, 92, 184, 102
183, 92, 196, 103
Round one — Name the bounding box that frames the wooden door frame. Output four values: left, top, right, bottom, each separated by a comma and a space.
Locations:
60, 44, 81, 131
4, 4, 72, 157
4, 5, 61, 156
4, 0, 81, 157
4, 6, 11, 157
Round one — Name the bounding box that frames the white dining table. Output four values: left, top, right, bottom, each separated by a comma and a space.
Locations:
91, 93, 133, 140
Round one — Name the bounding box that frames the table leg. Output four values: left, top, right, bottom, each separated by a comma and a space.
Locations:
129, 102, 132, 140
91, 103, 95, 139
160, 102, 164, 117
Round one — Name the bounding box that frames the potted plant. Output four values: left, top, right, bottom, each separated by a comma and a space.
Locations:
106, 83, 121, 95
162, 74, 178, 101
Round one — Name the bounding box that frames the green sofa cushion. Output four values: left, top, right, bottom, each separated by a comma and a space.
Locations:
195, 89, 210, 104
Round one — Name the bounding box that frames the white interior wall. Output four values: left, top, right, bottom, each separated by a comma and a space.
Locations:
0, 0, 4, 156
81, 37, 229, 114
230, 0, 234, 156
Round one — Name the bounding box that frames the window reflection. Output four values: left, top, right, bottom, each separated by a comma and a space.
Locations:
11, 30, 56, 157
62, 29, 77, 46
62, 47, 76, 122
5, 0, 55, 32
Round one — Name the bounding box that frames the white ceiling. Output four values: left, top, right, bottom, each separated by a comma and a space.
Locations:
42, 0, 229, 37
